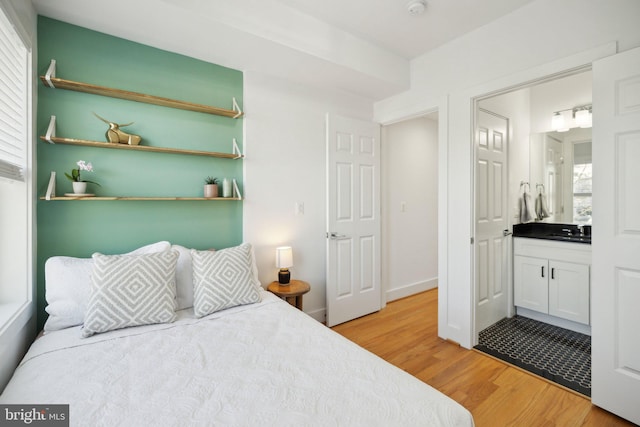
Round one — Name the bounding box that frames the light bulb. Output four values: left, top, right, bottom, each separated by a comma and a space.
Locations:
575, 108, 592, 128
552, 112, 565, 131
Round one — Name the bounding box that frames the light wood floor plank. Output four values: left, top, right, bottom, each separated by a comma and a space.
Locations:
331, 289, 634, 427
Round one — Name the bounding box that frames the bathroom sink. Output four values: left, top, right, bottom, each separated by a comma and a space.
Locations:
512, 223, 591, 244
545, 233, 591, 243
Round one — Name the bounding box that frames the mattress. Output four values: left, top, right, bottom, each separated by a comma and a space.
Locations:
0, 291, 473, 426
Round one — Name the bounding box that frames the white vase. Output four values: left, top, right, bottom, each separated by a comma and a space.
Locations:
222, 178, 232, 198
72, 181, 87, 194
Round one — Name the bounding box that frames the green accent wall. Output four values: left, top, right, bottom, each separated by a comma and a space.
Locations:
36, 17, 244, 330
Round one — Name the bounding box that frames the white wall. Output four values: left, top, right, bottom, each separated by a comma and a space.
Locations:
374, 0, 640, 348
381, 116, 439, 301
0, 0, 37, 393
529, 71, 593, 134
243, 72, 373, 322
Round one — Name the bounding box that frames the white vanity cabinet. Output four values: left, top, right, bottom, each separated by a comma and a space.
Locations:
514, 238, 591, 326
514, 255, 548, 313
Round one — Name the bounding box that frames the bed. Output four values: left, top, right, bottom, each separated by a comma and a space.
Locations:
0, 242, 474, 426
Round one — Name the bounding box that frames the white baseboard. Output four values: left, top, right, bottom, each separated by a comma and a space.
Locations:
306, 308, 326, 324
305, 279, 437, 325
516, 307, 591, 336
386, 278, 438, 302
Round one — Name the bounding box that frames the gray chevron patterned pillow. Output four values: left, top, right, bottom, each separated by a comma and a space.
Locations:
82, 250, 179, 337
191, 243, 261, 318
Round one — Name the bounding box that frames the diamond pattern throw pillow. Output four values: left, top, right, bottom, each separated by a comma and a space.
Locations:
191, 243, 261, 318
82, 250, 179, 337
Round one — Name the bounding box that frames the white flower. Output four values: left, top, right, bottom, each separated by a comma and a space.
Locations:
76, 160, 93, 172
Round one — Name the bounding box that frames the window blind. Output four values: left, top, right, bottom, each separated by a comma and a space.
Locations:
0, 7, 27, 182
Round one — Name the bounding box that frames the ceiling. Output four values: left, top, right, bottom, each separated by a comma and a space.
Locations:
277, 0, 535, 60
32, 0, 536, 100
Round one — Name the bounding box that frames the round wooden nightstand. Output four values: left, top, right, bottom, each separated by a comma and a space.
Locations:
267, 280, 310, 311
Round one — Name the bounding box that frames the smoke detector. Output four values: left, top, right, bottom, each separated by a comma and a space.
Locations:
407, 0, 427, 16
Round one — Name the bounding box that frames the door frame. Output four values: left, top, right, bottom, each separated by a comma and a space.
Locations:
376, 107, 441, 303
465, 45, 616, 346
469, 68, 592, 344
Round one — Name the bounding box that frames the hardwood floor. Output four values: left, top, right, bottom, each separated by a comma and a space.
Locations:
331, 289, 634, 427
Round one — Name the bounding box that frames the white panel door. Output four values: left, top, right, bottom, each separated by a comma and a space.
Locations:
592, 47, 640, 425
326, 114, 381, 327
475, 109, 509, 333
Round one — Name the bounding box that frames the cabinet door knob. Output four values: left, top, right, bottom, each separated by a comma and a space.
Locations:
551, 267, 555, 280
541, 266, 545, 278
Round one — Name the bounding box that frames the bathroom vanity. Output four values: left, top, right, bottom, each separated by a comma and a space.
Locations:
512, 223, 591, 334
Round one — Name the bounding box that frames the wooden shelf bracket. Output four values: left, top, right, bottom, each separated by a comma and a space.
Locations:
43, 59, 57, 88
233, 179, 243, 200
232, 97, 243, 118
44, 115, 57, 142
232, 138, 243, 159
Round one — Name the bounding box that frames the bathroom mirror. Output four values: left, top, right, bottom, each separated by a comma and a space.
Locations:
529, 127, 592, 224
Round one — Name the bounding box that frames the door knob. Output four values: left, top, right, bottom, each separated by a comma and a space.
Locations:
328, 232, 349, 240
503, 229, 513, 237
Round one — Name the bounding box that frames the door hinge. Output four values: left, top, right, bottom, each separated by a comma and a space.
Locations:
470, 237, 474, 244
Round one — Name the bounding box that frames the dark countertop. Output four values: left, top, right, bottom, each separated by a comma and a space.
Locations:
513, 223, 591, 244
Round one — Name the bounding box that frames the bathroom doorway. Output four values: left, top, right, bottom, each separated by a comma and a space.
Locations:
472, 69, 593, 396
473, 69, 593, 335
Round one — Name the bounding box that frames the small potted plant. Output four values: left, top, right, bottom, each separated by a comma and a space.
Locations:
204, 176, 219, 198
65, 160, 100, 194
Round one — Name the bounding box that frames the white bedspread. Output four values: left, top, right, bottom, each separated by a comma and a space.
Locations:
0, 291, 473, 426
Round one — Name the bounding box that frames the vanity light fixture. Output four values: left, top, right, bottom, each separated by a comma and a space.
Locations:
551, 104, 592, 132
575, 105, 592, 128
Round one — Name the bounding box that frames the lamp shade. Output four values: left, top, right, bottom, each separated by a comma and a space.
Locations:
551, 112, 562, 130
575, 108, 592, 128
551, 110, 573, 132
276, 246, 293, 269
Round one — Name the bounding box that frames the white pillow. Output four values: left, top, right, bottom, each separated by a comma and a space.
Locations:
248, 243, 262, 289
82, 250, 179, 337
172, 243, 260, 311
191, 243, 261, 318
44, 241, 171, 332
172, 244, 196, 311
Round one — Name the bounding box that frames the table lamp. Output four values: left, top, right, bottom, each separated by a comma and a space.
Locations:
276, 246, 293, 285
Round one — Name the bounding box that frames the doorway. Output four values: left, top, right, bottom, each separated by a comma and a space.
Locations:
472, 69, 593, 342
381, 112, 439, 308
471, 70, 594, 396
